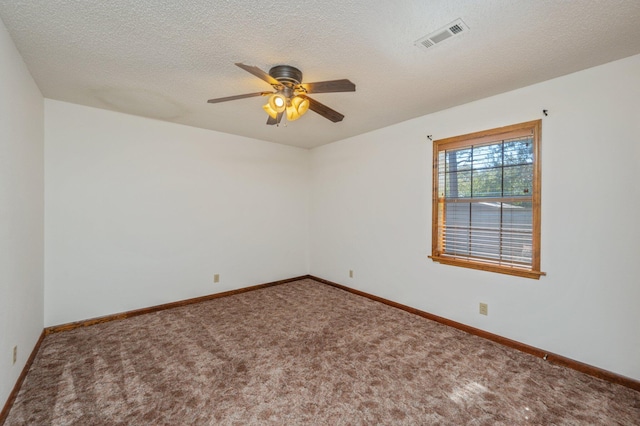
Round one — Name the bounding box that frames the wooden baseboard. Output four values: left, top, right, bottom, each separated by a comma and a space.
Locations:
0, 330, 45, 425
46, 275, 310, 335
308, 275, 640, 393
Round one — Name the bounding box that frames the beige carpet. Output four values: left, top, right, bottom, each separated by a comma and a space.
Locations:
5, 279, 640, 425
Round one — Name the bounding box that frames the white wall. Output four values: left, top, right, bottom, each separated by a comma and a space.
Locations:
0, 18, 44, 407
45, 101, 309, 326
310, 54, 640, 381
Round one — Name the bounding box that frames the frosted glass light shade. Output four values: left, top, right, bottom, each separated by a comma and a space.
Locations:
268, 94, 287, 113
262, 103, 279, 119
286, 96, 310, 121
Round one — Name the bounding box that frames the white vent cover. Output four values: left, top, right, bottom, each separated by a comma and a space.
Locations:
415, 19, 469, 51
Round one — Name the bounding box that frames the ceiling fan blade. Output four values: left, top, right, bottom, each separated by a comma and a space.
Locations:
300, 79, 355, 94
207, 91, 271, 104
300, 95, 345, 122
235, 63, 281, 86
266, 111, 284, 125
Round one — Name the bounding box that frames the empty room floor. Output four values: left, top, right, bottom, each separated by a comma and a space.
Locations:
5, 279, 639, 425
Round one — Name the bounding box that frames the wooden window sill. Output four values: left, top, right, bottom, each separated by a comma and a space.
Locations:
429, 255, 546, 280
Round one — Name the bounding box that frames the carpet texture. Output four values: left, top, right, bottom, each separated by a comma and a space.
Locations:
5, 279, 640, 425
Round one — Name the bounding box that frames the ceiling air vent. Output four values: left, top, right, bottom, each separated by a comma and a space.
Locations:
415, 18, 469, 51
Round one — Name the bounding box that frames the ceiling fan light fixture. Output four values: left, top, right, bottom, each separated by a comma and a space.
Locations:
293, 96, 310, 115
286, 107, 300, 121
286, 96, 310, 121
262, 102, 279, 119
268, 93, 287, 113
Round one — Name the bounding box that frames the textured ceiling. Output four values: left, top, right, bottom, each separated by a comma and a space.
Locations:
1, 1, 640, 149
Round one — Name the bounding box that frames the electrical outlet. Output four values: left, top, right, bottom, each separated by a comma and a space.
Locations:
349, 270, 353, 278
479, 303, 488, 316
213, 274, 220, 283
12, 346, 17, 365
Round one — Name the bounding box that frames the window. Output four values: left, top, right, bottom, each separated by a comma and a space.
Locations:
430, 120, 545, 279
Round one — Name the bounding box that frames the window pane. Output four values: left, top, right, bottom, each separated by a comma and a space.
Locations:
503, 138, 533, 166
438, 151, 446, 197
444, 202, 470, 256
503, 164, 533, 197
470, 202, 501, 260
445, 170, 471, 198
472, 144, 502, 170
446, 148, 471, 172
444, 149, 472, 198
501, 201, 533, 264
443, 201, 534, 264
472, 168, 502, 198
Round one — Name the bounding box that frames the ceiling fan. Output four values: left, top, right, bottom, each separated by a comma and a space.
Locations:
207, 63, 356, 125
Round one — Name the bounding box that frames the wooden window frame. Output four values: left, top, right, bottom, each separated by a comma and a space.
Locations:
429, 120, 545, 279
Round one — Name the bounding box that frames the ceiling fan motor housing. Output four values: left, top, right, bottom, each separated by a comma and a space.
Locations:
269, 65, 303, 86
